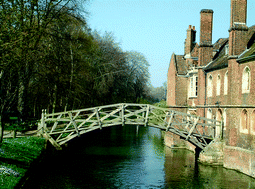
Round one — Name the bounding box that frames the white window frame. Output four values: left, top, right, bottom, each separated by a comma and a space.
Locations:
208, 75, 213, 97
189, 75, 198, 98
242, 66, 251, 94
224, 71, 228, 95
225, 44, 229, 55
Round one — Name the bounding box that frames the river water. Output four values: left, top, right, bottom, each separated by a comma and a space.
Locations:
24, 126, 255, 188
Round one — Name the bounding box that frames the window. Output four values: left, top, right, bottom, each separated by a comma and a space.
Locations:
223, 108, 227, 130
189, 75, 198, 97
216, 74, 221, 96
225, 44, 229, 55
240, 109, 248, 134
208, 75, 213, 97
207, 108, 212, 121
216, 109, 222, 137
242, 66, 250, 93
224, 71, 228, 95
251, 110, 255, 135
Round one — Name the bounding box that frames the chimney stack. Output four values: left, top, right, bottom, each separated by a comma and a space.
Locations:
198, 9, 214, 66
185, 25, 196, 56
229, 0, 248, 56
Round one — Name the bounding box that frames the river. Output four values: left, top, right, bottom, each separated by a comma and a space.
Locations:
23, 126, 255, 188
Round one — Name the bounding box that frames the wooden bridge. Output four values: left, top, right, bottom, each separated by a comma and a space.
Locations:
38, 103, 222, 150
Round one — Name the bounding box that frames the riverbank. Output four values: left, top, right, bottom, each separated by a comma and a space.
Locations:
0, 136, 46, 189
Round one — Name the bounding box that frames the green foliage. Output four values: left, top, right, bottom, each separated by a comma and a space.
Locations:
0, 0, 151, 142
136, 98, 151, 104
154, 100, 167, 108
0, 137, 46, 188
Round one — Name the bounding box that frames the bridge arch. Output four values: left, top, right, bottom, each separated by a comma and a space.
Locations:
38, 103, 221, 150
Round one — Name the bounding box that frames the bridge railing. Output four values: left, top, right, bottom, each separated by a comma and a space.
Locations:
38, 103, 221, 150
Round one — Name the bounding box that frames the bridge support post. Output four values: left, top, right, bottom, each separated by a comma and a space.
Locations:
195, 147, 202, 161
144, 105, 150, 127
38, 109, 46, 136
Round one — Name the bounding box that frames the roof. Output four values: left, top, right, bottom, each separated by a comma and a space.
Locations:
204, 38, 229, 72
175, 55, 188, 75
237, 28, 255, 63
190, 43, 199, 58
237, 42, 255, 63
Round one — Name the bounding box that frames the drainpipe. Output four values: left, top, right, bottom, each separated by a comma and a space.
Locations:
202, 69, 207, 117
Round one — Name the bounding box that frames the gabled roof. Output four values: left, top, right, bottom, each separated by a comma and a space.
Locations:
175, 55, 188, 75
203, 38, 229, 72
237, 42, 255, 63
213, 38, 228, 52
237, 27, 255, 63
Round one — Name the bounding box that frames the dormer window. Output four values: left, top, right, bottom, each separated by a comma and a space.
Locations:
225, 44, 229, 55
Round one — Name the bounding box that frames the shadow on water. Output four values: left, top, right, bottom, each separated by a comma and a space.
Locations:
22, 126, 255, 189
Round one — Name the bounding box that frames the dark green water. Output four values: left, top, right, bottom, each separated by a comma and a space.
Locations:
24, 126, 255, 189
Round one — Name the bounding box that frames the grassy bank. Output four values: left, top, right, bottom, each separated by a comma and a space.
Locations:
0, 136, 46, 189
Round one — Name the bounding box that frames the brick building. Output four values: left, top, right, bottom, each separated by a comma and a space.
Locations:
167, 0, 255, 177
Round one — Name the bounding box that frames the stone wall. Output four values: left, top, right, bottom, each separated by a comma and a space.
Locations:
164, 131, 196, 152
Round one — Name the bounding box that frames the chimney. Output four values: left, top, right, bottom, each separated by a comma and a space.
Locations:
229, 0, 248, 56
198, 9, 214, 66
185, 25, 196, 55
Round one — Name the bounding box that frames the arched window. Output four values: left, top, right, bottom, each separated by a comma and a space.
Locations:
242, 66, 250, 93
216, 109, 222, 137
223, 108, 227, 130
240, 109, 248, 134
224, 71, 228, 95
216, 74, 221, 96
251, 110, 255, 135
207, 108, 212, 122
208, 75, 213, 97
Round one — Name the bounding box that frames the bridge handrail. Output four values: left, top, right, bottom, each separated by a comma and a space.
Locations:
39, 103, 222, 150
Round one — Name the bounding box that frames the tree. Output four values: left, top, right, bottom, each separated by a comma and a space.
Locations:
125, 51, 150, 101
0, 0, 89, 142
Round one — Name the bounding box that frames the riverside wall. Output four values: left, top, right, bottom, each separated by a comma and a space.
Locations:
164, 131, 255, 178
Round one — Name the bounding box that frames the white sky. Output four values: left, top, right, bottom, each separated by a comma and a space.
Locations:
86, 0, 255, 87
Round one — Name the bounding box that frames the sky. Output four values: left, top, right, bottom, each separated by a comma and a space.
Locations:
86, 0, 255, 88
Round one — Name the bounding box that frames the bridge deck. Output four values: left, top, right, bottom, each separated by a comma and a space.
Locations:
38, 103, 222, 150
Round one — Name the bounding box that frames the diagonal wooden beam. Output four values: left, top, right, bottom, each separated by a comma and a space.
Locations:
68, 112, 80, 137
50, 114, 63, 133
166, 111, 175, 131
95, 108, 102, 130
185, 117, 199, 141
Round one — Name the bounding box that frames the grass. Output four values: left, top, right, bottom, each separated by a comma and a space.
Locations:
0, 136, 46, 189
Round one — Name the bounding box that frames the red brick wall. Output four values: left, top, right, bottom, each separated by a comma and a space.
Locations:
176, 76, 188, 106
167, 54, 177, 106
200, 9, 213, 46
230, 0, 247, 27
229, 0, 248, 56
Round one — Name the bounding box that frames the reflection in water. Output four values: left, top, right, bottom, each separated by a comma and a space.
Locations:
23, 126, 255, 189
164, 147, 255, 189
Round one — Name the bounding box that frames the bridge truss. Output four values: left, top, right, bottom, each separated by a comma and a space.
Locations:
38, 103, 222, 150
